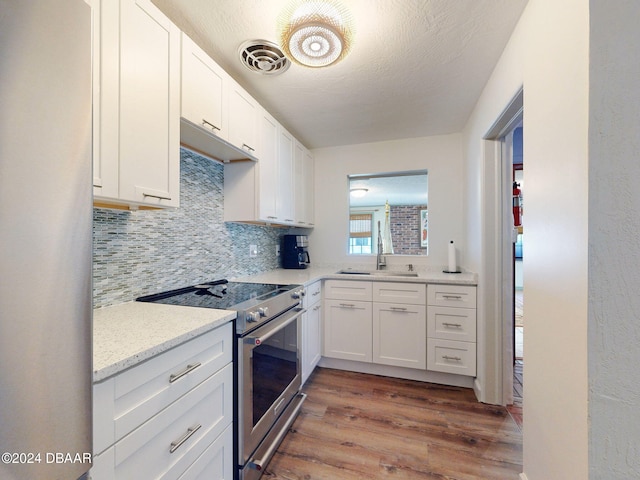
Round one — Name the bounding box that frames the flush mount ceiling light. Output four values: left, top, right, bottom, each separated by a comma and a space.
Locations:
278, 0, 354, 68
350, 188, 368, 198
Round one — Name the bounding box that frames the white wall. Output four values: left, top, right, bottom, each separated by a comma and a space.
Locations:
588, 1, 640, 477
310, 134, 463, 269
463, 0, 590, 478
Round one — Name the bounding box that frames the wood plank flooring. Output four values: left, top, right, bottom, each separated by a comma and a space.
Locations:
265, 368, 523, 480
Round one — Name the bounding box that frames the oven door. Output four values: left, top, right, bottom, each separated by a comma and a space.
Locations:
240, 305, 304, 464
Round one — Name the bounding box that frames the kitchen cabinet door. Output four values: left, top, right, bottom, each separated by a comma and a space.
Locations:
323, 299, 372, 362
181, 33, 229, 140
303, 301, 322, 384
304, 147, 315, 227
373, 302, 426, 369
276, 125, 295, 224
228, 81, 259, 157
258, 109, 279, 222
94, 0, 180, 208
118, 0, 180, 207
293, 141, 315, 227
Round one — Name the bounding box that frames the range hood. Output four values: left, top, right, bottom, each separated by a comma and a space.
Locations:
180, 117, 258, 163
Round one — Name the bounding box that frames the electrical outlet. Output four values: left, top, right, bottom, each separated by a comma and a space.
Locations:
276, 245, 280, 257
249, 245, 258, 257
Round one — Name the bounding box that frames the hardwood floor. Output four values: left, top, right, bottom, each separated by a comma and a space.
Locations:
507, 360, 524, 431
265, 368, 523, 479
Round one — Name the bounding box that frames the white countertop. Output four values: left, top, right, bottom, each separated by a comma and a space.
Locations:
93, 302, 235, 382
232, 265, 477, 287
94, 266, 474, 382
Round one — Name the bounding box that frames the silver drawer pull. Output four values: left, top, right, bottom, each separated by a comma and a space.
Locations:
169, 362, 202, 383
442, 355, 462, 362
169, 424, 201, 453
312, 291, 320, 296
339, 303, 355, 308
390, 306, 407, 311
202, 118, 220, 131
313, 305, 321, 311
442, 295, 462, 300
242, 143, 255, 152
442, 322, 462, 328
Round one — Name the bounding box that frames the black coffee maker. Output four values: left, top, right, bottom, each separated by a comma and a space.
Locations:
282, 235, 310, 269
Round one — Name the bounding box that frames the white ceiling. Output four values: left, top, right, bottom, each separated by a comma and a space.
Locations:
152, 0, 527, 150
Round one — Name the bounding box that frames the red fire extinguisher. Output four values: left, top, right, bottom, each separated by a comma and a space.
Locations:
513, 181, 522, 226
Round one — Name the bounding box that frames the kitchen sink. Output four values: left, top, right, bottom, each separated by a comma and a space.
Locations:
336, 269, 419, 277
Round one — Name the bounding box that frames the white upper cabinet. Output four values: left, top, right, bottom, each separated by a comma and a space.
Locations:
277, 125, 295, 224
294, 140, 315, 227
228, 81, 259, 158
258, 109, 279, 222
223, 110, 314, 227
93, 0, 180, 209
181, 33, 229, 140
180, 34, 260, 163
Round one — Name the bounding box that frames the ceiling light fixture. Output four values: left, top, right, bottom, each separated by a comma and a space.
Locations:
278, 0, 354, 68
350, 188, 368, 198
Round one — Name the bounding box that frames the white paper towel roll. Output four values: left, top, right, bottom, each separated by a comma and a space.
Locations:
448, 241, 457, 272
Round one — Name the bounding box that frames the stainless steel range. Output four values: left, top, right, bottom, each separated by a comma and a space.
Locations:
137, 279, 306, 480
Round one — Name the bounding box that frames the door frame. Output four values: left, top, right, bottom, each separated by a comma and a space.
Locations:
481, 88, 523, 405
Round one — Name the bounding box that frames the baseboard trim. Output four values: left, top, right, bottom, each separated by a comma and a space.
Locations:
520, 473, 528, 480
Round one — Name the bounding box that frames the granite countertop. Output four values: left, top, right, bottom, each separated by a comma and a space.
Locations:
94, 266, 474, 382
232, 265, 477, 287
93, 301, 236, 382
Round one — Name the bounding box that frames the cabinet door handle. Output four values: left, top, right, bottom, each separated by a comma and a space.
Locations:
202, 118, 220, 132
169, 362, 202, 383
169, 424, 201, 453
442, 294, 462, 300
142, 192, 172, 201
242, 143, 255, 152
442, 355, 462, 362
390, 306, 408, 311
312, 291, 320, 296
339, 303, 355, 308
442, 322, 462, 328
313, 305, 321, 311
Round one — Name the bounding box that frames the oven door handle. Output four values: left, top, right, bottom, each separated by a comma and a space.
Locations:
245, 308, 306, 346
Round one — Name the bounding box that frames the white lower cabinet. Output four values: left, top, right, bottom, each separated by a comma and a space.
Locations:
91, 323, 233, 479
427, 284, 477, 376
302, 280, 322, 384
324, 299, 373, 362
323, 280, 427, 368
324, 280, 478, 377
373, 302, 426, 369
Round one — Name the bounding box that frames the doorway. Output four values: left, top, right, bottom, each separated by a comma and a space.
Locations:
481, 87, 522, 409
507, 125, 524, 429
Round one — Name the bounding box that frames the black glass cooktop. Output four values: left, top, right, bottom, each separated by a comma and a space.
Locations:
137, 280, 292, 310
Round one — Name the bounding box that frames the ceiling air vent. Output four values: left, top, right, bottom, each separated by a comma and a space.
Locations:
238, 40, 290, 75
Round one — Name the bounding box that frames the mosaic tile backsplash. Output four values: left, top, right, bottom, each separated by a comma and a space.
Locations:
93, 148, 282, 308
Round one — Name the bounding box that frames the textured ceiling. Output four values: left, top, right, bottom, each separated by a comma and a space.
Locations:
152, 0, 527, 149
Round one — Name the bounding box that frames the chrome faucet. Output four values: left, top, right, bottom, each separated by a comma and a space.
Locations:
376, 220, 386, 270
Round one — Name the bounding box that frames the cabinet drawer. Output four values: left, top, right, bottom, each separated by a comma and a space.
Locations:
427, 306, 476, 342
177, 424, 233, 480
324, 280, 372, 301
94, 323, 233, 452
427, 284, 476, 308
427, 338, 476, 376
373, 282, 426, 305
114, 363, 233, 480
303, 280, 322, 308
